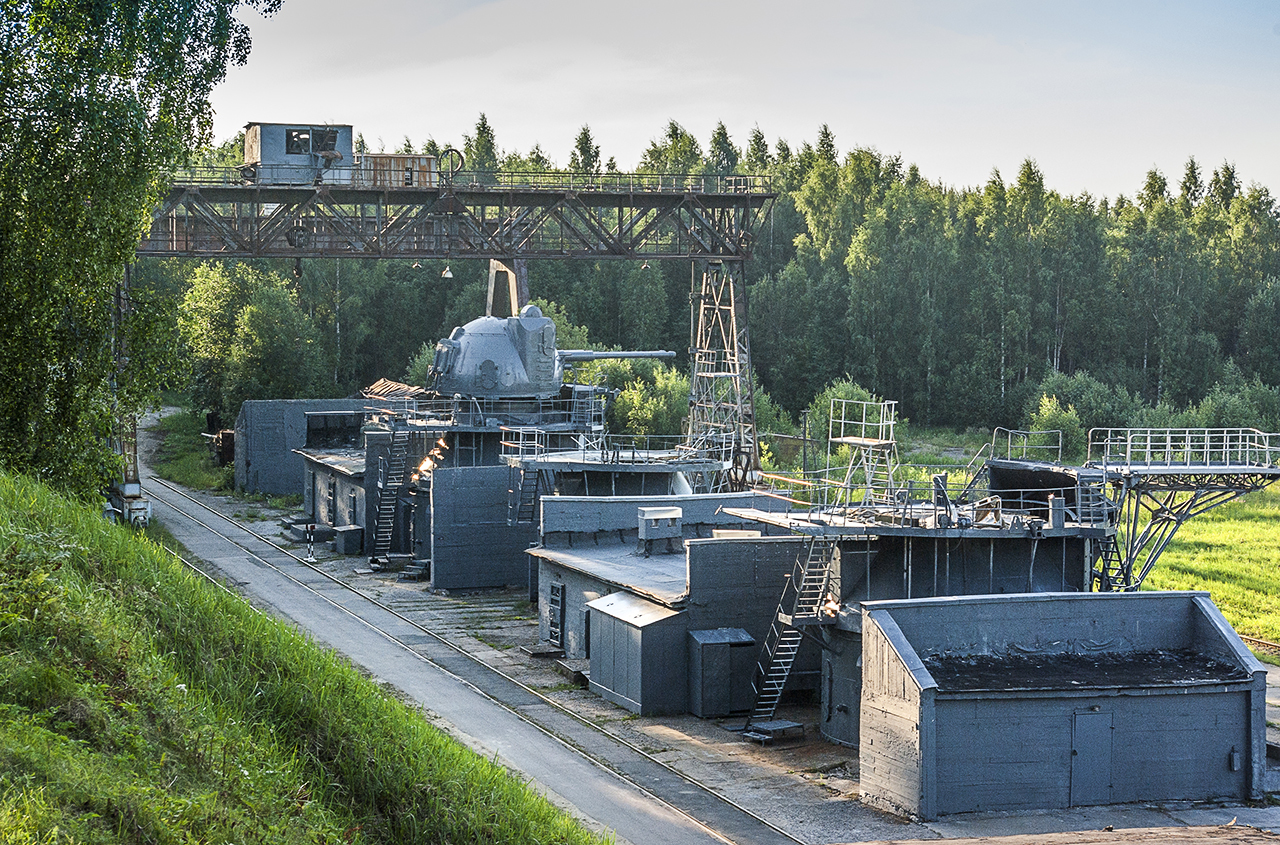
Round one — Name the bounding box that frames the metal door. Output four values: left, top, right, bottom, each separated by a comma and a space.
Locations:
1070, 711, 1112, 806
548, 583, 564, 648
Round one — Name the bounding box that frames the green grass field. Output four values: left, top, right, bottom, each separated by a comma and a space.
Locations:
1146, 488, 1280, 642
0, 470, 604, 844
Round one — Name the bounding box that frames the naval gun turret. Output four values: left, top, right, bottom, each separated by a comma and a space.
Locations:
426, 304, 673, 399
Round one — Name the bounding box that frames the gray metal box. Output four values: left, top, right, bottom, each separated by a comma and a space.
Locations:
587, 592, 687, 715
333, 524, 363, 555
687, 628, 756, 718
638, 506, 682, 540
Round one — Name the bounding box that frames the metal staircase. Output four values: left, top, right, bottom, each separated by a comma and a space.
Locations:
1092, 535, 1126, 591
1075, 469, 1111, 525
1074, 467, 1127, 590
371, 429, 411, 562
843, 443, 897, 506
746, 537, 838, 728
510, 467, 541, 526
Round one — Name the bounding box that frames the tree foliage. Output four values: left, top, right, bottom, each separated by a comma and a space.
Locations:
136, 113, 1280, 464
462, 113, 498, 173
639, 120, 702, 174
179, 263, 327, 421
0, 0, 279, 492
568, 124, 600, 174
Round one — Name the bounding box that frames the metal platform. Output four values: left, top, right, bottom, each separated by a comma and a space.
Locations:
739, 719, 805, 745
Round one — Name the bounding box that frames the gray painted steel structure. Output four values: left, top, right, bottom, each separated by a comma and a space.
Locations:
414, 465, 536, 590
531, 493, 823, 716
236, 399, 381, 495
855, 592, 1267, 819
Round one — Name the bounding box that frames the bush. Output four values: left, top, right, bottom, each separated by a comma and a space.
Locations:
1029, 394, 1085, 463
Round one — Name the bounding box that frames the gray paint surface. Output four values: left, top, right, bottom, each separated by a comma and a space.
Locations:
300, 452, 365, 531
423, 465, 537, 589
588, 593, 687, 715
688, 629, 756, 718
857, 592, 1266, 819
541, 491, 785, 535
236, 399, 376, 495
540, 533, 822, 716
834, 534, 1090, 605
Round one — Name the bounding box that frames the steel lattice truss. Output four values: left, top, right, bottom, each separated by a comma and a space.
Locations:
1095, 471, 1280, 591
138, 173, 775, 260
687, 262, 757, 492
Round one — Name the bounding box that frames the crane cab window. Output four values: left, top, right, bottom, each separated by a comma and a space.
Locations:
285, 128, 312, 155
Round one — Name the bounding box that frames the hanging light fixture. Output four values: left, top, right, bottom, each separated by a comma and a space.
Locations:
441, 265, 453, 279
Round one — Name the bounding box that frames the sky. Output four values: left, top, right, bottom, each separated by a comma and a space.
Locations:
210, 0, 1280, 200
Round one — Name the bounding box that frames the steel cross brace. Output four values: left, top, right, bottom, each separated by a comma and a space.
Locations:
1103, 474, 1275, 590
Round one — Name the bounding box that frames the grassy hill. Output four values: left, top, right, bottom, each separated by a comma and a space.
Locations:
0, 471, 602, 844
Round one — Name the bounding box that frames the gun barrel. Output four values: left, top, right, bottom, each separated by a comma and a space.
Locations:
558, 350, 676, 362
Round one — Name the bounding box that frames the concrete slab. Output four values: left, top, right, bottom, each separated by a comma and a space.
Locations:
925, 806, 1183, 839
530, 542, 687, 604
927, 805, 1280, 840
1168, 808, 1279, 833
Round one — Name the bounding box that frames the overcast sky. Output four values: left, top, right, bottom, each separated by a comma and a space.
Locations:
210, 0, 1280, 199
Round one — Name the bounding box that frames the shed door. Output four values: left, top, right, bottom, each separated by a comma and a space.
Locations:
1071, 712, 1112, 806
548, 583, 564, 648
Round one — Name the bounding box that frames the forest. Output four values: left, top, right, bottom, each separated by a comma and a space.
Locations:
149, 113, 1280, 462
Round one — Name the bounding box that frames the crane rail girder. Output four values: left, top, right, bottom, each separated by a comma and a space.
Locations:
138, 183, 777, 260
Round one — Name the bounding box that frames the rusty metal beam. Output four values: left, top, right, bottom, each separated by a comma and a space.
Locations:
138, 174, 775, 261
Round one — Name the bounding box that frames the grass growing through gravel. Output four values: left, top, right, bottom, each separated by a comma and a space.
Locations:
0, 470, 604, 844
150, 411, 233, 491
1146, 488, 1280, 642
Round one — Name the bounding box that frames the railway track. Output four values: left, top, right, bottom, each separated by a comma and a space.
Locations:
145, 476, 803, 845
1241, 634, 1280, 658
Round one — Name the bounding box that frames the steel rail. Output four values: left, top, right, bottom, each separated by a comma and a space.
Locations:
1240, 634, 1280, 658
145, 475, 801, 845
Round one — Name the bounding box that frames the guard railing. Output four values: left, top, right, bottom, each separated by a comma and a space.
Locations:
169, 165, 774, 194
1087, 428, 1280, 468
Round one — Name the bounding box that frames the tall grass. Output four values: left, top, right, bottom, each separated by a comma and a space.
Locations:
149, 411, 233, 490
1147, 488, 1280, 642
0, 470, 604, 843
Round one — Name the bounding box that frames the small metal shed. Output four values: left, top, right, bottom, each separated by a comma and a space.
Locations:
587, 592, 686, 715
243, 122, 355, 185
687, 628, 756, 718
859, 591, 1267, 819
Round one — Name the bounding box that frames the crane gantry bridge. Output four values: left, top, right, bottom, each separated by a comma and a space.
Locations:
137, 164, 778, 486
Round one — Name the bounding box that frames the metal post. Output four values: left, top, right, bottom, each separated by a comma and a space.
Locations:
801, 409, 809, 478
